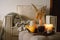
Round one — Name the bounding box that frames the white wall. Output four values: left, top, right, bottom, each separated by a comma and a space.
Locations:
0, 0, 50, 20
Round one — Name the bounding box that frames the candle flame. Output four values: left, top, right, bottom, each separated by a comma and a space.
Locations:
44, 24, 53, 31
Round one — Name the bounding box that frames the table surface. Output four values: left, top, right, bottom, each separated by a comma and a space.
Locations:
19, 31, 60, 40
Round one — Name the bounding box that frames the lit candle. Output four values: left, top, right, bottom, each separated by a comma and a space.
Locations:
44, 24, 53, 31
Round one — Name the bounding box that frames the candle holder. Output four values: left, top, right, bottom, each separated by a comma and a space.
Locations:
46, 15, 57, 32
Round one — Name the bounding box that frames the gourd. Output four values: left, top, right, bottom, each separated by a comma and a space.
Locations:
32, 4, 46, 26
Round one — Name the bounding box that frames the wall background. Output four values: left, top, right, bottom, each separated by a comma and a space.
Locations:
0, 0, 50, 20
0, 0, 50, 26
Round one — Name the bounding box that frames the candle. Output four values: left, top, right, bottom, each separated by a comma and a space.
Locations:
44, 24, 53, 31
46, 16, 50, 24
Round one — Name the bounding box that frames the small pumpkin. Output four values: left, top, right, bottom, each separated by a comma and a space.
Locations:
25, 25, 36, 33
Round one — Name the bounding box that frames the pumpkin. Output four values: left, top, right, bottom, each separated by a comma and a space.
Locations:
25, 25, 36, 33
